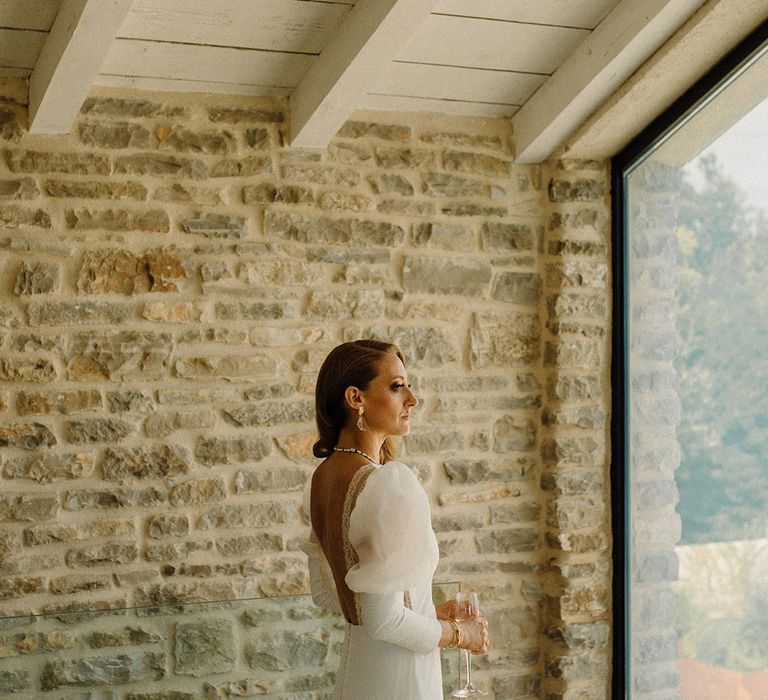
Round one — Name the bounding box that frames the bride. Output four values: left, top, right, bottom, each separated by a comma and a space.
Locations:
301, 339, 489, 699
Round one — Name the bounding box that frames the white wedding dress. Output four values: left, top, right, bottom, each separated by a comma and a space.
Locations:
301, 460, 444, 700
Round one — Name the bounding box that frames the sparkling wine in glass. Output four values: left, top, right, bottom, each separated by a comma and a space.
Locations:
451, 590, 487, 697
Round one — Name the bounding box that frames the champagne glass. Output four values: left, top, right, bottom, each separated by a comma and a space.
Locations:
451, 590, 487, 697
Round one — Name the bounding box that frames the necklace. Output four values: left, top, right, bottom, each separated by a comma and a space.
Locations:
333, 446, 380, 465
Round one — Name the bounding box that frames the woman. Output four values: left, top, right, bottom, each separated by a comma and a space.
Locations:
301, 339, 489, 699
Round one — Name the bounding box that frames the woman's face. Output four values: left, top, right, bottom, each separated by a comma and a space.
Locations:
358, 353, 418, 437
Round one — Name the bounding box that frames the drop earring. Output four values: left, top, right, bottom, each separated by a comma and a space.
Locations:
357, 406, 367, 431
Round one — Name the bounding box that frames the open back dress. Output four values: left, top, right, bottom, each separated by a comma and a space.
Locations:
301, 460, 443, 700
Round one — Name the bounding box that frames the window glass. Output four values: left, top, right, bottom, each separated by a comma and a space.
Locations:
624, 42, 768, 699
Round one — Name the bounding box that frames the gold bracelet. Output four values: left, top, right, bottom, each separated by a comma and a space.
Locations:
448, 620, 461, 648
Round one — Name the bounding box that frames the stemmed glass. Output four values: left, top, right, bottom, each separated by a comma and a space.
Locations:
451, 590, 487, 697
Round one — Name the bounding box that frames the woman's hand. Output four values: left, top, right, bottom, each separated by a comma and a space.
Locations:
435, 599, 459, 621
459, 615, 489, 655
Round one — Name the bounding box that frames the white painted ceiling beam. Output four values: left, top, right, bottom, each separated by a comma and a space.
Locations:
511, 0, 707, 164
29, 0, 134, 134
289, 0, 437, 148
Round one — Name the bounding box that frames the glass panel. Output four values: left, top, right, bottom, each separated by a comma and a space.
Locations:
625, 40, 768, 698
0, 583, 459, 698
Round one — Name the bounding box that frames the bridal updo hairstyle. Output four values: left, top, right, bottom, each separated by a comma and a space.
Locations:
313, 339, 404, 464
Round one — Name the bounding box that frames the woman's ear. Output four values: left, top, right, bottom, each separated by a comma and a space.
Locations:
343, 386, 362, 411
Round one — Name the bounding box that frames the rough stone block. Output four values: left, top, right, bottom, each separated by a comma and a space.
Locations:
489, 501, 541, 524
181, 213, 247, 238
318, 189, 374, 212
365, 325, 459, 369
216, 533, 283, 556
245, 630, 329, 671
49, 573, 112, 595
440, 202, 506, 217
0, 357, 57, 384
492, 271, 541, 304
67, 331, 173, 381
444, 150, 510, 176
210, 156, 273, 177
65, 208, 169, 233
81, 96, 176, 117
546, 260, 607, 289
481, 221, 535, 251
143, 410, 215, 438
224, 399, 313, 428
337, 121, 410, 140
542, 404, 605, 430
476, 528, 540, 553
544, 339, 602, 369
405, 428, 464, 454
234, 467, 306, 493
114, 153, 207, 179
100, 445, 191, 482
41, 652, 165, 689
3, 452, 93, 483
5, 149, 110, 174
0, 108, 23, 142
158, 127, 236, 154
207, 106, 284, 123
0, 177, 39, 199
412, 222, 474, 250
0, 422, 56, 449
0, 668, 30, 693
45, 179, 147, 200
65, 542, 138, 568
242, 182, 313, 204
422, 171, 485, 197
169, 479, 227, 507
27, 300, 132, 327
200, 502, 295, 529
492, 415, 536, 452
64, 418, 134, 444
154, 182, 227, 205
469, 311, 540, 368
174, 353, 277, 379
540, 469, 604, 495
548, 178, 606, 202
78, 121, 151, 149
306, 288, 385, 320
367, 173, 415, 197
16, 389, 101, 415
195, 435, 272, 466
444, 457, 535, 484
174, 619, 236, 676
402, 256, 491, 296
264, 210, 405, 246
0, 205, 51, 228
78, 249, 187, 294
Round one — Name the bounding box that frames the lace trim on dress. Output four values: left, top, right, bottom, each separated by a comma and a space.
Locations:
342, 464, 377, 625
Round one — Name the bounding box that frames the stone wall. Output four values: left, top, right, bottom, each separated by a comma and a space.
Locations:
0, 85, 612, 698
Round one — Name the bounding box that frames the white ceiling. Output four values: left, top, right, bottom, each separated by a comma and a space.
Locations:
0, 0, 721, 160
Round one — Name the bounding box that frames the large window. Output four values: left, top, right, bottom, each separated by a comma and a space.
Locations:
614, 22, 768, 699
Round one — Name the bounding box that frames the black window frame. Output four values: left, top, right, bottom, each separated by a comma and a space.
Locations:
610, 18, 768, 698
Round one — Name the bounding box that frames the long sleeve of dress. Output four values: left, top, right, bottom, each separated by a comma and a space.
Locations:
345, 461, 442, 655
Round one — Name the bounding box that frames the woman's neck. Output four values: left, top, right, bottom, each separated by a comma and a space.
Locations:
335, 427, 383, 459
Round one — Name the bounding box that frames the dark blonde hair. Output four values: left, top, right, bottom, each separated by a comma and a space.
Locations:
313, 339, 404, 463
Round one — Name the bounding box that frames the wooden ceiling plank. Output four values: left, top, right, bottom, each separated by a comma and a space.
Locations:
0, 0, 61, 31
397, 15, 588, 73
101, 39, 314, 86
432, 0, 621, 30
375, 62, 545, 105
511, 0, 707, 163
29, 0, 135, 134
0, 29, 48, 69
289, 0, 438, 148
121, 0, 351, 55
361, 93, 519, 117
95, 73, 293, 97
